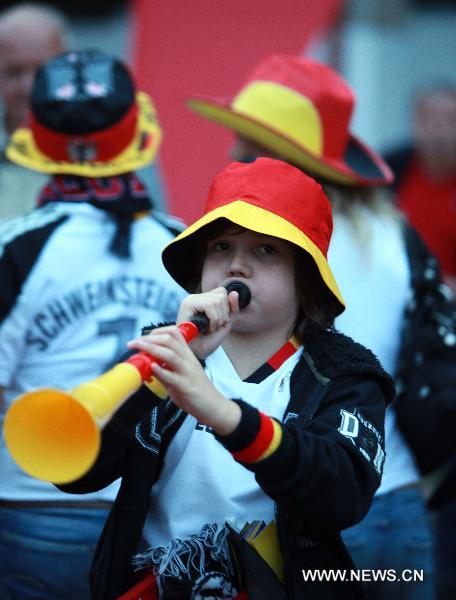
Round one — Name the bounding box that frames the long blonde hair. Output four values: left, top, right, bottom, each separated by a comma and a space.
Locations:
321, 182, 403, 251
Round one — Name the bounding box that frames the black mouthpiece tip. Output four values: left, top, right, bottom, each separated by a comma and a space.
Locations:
225, 281, 251, 310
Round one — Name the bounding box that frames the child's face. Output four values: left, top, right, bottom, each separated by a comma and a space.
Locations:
201, 227, 300, 337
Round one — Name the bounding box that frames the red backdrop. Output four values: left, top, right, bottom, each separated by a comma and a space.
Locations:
131, 0, 342, 223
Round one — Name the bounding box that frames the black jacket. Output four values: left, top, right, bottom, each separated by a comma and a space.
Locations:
60, 328, 394, 599
393, 224, 456, 508
367, 147, 456, 504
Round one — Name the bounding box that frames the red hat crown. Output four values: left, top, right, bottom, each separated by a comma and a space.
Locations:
205, 158, 333, 258
240, 55, 355, 162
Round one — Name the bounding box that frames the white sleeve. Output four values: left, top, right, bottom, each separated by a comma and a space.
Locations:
0, 296, 29, 387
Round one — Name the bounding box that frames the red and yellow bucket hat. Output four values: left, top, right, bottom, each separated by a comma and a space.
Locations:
6, 49, 162, 177
162, 158, 345, 315
187, 55, 393, 186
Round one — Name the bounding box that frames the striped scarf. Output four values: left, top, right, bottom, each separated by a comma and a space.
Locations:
37, 173, 153, 258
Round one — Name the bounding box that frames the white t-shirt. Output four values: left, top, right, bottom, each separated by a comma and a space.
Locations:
328, 208, 419, 495
0, 202, 185, 501
143, 343, 303, 546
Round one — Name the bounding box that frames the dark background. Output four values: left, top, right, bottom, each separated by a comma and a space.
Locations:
0, 0, 127, 16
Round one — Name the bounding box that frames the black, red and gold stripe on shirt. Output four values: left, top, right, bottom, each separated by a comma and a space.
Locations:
218, 337, 301, 464
244, 336, 300, 383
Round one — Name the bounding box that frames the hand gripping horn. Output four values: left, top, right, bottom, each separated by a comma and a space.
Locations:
3, 282, 251, 484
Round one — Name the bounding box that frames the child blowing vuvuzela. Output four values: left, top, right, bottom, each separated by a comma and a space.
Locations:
59, 158, 394, 599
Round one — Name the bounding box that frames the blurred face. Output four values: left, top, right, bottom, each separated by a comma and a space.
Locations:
201, 226, 299, 338
0, 24, 66, 133
230, 136, 279, 162
415, 91, 456, 177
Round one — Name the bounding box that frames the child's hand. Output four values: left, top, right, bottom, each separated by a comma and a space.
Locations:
176, 287, 240, 358
126, 326, 240, 433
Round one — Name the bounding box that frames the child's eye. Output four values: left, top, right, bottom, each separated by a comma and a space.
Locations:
259, 244, 276, 255
209, 240, 230, 252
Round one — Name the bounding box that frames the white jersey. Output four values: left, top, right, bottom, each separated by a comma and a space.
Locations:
0, 202, 186, 501
144, 343, 303, 547
328, 208, 419, 495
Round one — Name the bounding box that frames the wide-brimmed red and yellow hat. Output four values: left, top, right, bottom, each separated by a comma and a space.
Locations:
162, 157, 345, 315
187, 55, 393, 186
6, 49, 162, 177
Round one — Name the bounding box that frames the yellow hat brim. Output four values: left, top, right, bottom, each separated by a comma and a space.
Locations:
163, 199, 345, 314
6, 92, 162, 177
188, 97, 357, 185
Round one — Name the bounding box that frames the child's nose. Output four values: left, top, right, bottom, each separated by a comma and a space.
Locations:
227, 251, 251, 278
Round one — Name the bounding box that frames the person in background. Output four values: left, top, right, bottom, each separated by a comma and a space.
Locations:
0, 48, 185, 599
385, 83, 456, 600
385, 85, 456, 295
187, 55, 456, 599
0, 2, 70, 221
